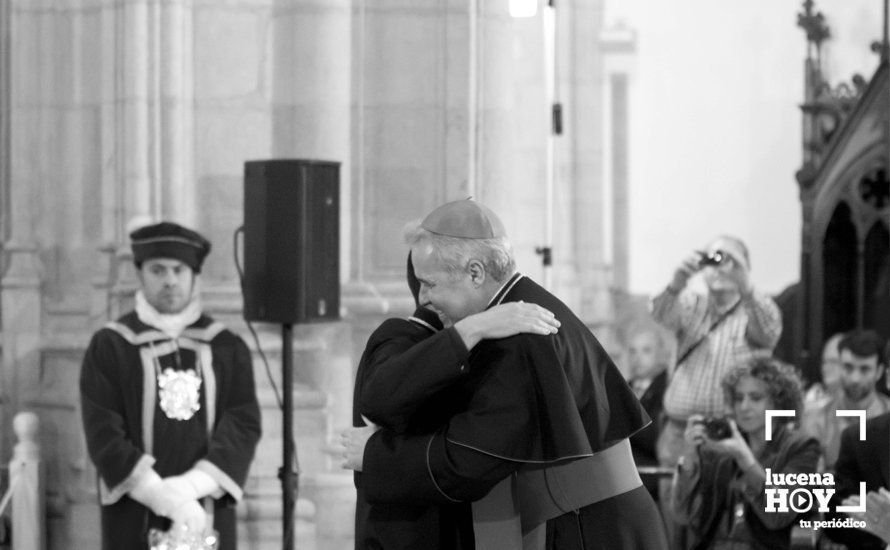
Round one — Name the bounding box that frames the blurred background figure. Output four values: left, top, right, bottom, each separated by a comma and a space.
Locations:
626, 323, 671, 504
650, 235, 782, 546
823, 412, 890, 550
801, 329, 890, 472
803, 332, 844, 406
652, 235, 782, 469
671, 356, 819, 550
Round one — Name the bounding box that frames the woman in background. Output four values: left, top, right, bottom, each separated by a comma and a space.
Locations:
672, 356, 820, 549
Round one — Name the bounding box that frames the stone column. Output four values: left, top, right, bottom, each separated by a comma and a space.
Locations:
565, 0, 611, 326
159, 0, 196, 226
107, 0, 188, 313
101, 0, 154, 316
119, 1, 155, 222
0, 0, 8, 282
477, 0, 550, 284
272, 0, 352, 281
2, 0, 45, 461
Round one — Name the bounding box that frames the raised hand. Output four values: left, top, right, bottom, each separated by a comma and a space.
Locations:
707, 418, 756, 468
669, 251, 703, 293
683, 415, 707, 447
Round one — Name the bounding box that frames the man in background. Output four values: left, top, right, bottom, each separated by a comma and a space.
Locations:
803, 332, 844, 405
625, 324, 670, 503
801, 329, 890, 471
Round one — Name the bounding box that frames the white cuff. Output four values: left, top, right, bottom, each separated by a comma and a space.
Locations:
194, 459, 243, 501
99, 454, 157, 505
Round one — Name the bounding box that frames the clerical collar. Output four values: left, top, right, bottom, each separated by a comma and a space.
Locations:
135, 290, 202, 339
486, 272, 523, 309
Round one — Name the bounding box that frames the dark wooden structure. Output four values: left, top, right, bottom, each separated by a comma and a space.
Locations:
795, 0, 890, 381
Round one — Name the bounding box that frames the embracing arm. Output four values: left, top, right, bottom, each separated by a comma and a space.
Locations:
361, 428, 520, 505
359, 304, 559, 427
358, 320, 470, 428
359, 336, 558, 505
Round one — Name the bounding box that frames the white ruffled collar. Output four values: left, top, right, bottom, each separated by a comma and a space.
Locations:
135, 289, 202, 339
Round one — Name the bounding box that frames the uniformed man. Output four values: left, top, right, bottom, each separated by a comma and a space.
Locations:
80, 221, 262, 550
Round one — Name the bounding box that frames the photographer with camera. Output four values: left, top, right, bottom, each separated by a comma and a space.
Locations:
671, 356, 820, 549
652, 236, 781, 472
652, 236, 781, 545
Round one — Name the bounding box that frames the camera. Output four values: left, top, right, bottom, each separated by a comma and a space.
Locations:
699, 250, 725, 267
701, 417, 732, 440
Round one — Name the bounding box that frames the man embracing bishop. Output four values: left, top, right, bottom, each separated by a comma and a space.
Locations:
343, 200, 669, 549
80, 222, 262, 550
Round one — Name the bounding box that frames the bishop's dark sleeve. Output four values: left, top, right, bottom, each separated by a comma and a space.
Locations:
80, 330, 155, 503
363, 428, 519, 505
362, 338, 547, 505
359, 323, 469, 428
196, 334, 262, 501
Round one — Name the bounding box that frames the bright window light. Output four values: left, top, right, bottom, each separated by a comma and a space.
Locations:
509, 0, 538, 18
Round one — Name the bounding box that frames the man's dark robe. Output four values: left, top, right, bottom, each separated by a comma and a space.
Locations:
80, 312, 262, 550
824, 412, 890, 550
360, 274, 668, 549
353, 307, 475, 549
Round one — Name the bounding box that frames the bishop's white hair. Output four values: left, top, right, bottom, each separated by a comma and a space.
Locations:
403, 220, 516, 283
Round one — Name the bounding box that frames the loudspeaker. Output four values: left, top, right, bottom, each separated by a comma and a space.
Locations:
243, 159, 340, 324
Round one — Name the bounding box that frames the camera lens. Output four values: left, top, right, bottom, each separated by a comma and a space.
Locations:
704, 417, 732, 440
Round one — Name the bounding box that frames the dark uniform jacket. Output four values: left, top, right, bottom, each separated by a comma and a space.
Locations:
359, 274, 666, 549
353, 307, 474, 549
80, 312, 262, 550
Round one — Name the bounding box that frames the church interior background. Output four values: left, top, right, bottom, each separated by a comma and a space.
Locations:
0, 0, 887, 548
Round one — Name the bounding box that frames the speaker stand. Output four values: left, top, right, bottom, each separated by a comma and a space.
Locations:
279, 323, 298, 550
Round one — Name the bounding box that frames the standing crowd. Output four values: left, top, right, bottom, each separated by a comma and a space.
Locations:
622, 237, 890, 550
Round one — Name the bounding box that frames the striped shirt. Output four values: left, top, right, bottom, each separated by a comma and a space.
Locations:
652, 286, 782, 420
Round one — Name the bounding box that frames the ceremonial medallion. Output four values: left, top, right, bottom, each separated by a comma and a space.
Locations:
157, 368, 202, 420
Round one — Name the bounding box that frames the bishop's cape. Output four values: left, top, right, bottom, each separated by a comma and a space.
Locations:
80, 312, 262, 550
361, 274, 668, 549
